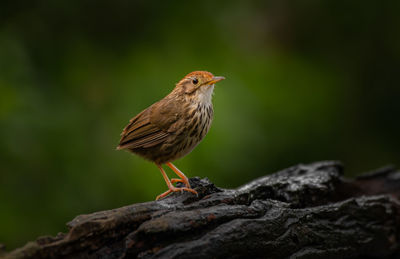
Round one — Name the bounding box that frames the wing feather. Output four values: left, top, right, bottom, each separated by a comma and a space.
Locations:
117, 106, 170, 150
117, 96, 183, 150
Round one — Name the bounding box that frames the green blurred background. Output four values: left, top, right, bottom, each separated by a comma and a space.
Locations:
1, 0, 399, 250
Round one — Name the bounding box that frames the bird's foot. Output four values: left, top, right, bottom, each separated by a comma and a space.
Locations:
171, 178, 192, 189
170, 178, 184, 184
156, 186, 198, 200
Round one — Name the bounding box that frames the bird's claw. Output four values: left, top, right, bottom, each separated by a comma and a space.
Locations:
156, 186, 198, 200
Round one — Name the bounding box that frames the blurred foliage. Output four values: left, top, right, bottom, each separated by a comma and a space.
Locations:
1, 0, 400, 250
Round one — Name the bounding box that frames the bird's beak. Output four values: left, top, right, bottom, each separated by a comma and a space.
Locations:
206, 76, 225, 85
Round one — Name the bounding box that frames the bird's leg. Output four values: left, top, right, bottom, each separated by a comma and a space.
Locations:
166, 162, 197, 196
156, 164, 197, 200
156, 164, 173, 200
165, 162, 191, 187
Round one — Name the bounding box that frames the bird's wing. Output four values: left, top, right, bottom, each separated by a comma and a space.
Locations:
117, 105, 169, 150
117, 98, 181, 150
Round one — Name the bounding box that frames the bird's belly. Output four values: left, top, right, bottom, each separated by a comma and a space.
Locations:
172, 135, 204, 159
160, 119, 212, 163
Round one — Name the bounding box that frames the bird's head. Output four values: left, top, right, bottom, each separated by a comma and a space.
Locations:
174, 71, 225, 100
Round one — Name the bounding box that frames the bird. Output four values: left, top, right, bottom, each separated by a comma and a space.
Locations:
117, 71, 225, 200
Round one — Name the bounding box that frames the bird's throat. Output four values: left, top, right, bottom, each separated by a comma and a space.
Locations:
193, 85, 214, 106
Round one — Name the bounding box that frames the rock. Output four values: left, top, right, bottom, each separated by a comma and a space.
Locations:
5, 161, 400, 259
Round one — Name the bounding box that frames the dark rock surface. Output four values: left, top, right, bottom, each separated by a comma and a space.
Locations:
4, 161, 400, 258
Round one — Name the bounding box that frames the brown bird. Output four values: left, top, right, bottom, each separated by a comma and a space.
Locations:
117, 71, 225, 200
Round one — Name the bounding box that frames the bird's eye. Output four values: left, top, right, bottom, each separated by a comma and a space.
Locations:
192, 78, 199, 85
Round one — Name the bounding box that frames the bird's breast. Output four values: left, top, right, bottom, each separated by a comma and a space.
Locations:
168, 102, 213, 159
187, 103, 213, 139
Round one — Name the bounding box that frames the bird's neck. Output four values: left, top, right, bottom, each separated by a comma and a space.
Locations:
170, 85, 214, 107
